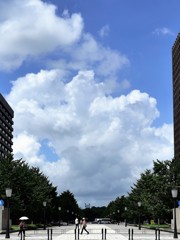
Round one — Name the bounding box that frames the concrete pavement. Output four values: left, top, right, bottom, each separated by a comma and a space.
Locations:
0, 223, 177, 240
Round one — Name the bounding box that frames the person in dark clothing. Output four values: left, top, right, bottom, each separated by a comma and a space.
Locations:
18, 221, 26, 238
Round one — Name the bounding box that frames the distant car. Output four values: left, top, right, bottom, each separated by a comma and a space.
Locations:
101, 220, 111, 224
95, 218, 111, 224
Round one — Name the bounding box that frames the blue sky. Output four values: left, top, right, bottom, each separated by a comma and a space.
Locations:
0, 0, 178, 207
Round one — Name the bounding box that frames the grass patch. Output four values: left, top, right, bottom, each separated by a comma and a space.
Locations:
11, 224, 44, 231
143, 224, 170, 229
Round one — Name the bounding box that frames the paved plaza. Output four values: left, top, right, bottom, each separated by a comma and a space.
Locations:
0, 223, 177, 240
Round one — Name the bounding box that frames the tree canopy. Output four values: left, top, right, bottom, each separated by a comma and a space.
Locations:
1, 155, 180, 225
0, 156, 57, 223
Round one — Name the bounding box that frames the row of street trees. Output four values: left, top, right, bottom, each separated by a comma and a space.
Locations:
1, 155, 180, 225
104, 158, 180, 224
0, 156, 80, 224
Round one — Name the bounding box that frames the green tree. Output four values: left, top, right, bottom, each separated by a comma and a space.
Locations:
81, 206, 106, 222
170, 157, 180, 187
126, 159, 174, 224
57, 190, 80, 223
0, 155, 58, 224
106, 196, 127, 223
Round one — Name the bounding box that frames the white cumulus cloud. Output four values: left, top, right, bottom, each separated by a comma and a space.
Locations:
2, 0, 173, 207
7, 69, 173, 206
153, 27, 174, 36
0, 0, 83, 70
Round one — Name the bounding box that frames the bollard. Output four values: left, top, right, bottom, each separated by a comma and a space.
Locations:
102, 228, 103, 240
75, 229, 76, 240
128, 229, 130, 240
105, 228, 107, 240
131, 228, 133, 240
158, 229, 160, 240
51, 229, 53, 240
75, 228, 79, 240
47, 229, 49, 240
78, 228, 80, 240
155, 228, 157, 240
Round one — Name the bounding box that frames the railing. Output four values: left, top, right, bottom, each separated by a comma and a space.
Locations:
48, 228, 106, 240
18, 226, 177, 240
127, 227, 174, 240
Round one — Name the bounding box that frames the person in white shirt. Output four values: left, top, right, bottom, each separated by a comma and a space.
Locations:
75, 218, 79, 229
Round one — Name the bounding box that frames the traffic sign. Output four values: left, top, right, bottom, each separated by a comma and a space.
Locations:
0, 200, 4, 206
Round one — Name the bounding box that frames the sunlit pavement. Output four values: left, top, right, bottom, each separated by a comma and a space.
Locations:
0, 223, 176, 240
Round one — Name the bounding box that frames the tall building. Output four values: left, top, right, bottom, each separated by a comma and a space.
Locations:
0, 93, 14, 159
172, 33, 180, 158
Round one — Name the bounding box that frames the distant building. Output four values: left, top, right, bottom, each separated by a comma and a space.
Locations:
0, 93, 14, 159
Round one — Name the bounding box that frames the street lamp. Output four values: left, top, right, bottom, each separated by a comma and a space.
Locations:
137, 201, 141, 230
5, 188, 12, 238
72, 212, 74, 223
43, 201, 47, 230
58, 207, 61, 226
67, 210, 69, 225
171, 189, 178, 238
117, 210, 120, 225
124, 207, 127, 227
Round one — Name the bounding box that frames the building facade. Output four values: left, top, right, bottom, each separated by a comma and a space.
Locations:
0, 94, 14, 159
172, 33, 180, 158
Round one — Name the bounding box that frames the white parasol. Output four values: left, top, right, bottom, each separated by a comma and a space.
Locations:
19, 216, 29, 220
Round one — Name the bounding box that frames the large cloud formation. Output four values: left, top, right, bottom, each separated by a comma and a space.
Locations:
3, 0, 173, 206
8, 69, 173, 206
0, 0, 83, 70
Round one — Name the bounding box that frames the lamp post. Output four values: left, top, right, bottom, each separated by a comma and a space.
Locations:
137, 201, 141, 230
124, 207, 127, 227
117, 210, 120, 225
67, 210, 69, 225
5, 188, 12, 238
43, 201, 47, 230
172, 189, 178, 238
58, 207, 61, 226
72, 212, 74, 223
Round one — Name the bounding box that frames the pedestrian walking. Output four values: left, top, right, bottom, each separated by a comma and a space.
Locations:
80, 217, 89, 234
18, 221, 26, 239
75, 217, 79, 229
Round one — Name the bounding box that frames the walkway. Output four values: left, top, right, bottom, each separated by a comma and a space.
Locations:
0, 223, 176, 240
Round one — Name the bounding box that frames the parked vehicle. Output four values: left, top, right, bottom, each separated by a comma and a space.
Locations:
94, 218, 111, 224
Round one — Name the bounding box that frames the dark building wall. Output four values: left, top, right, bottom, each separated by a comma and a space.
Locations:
0, 93, 14, 159
172, 33, 180, 158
